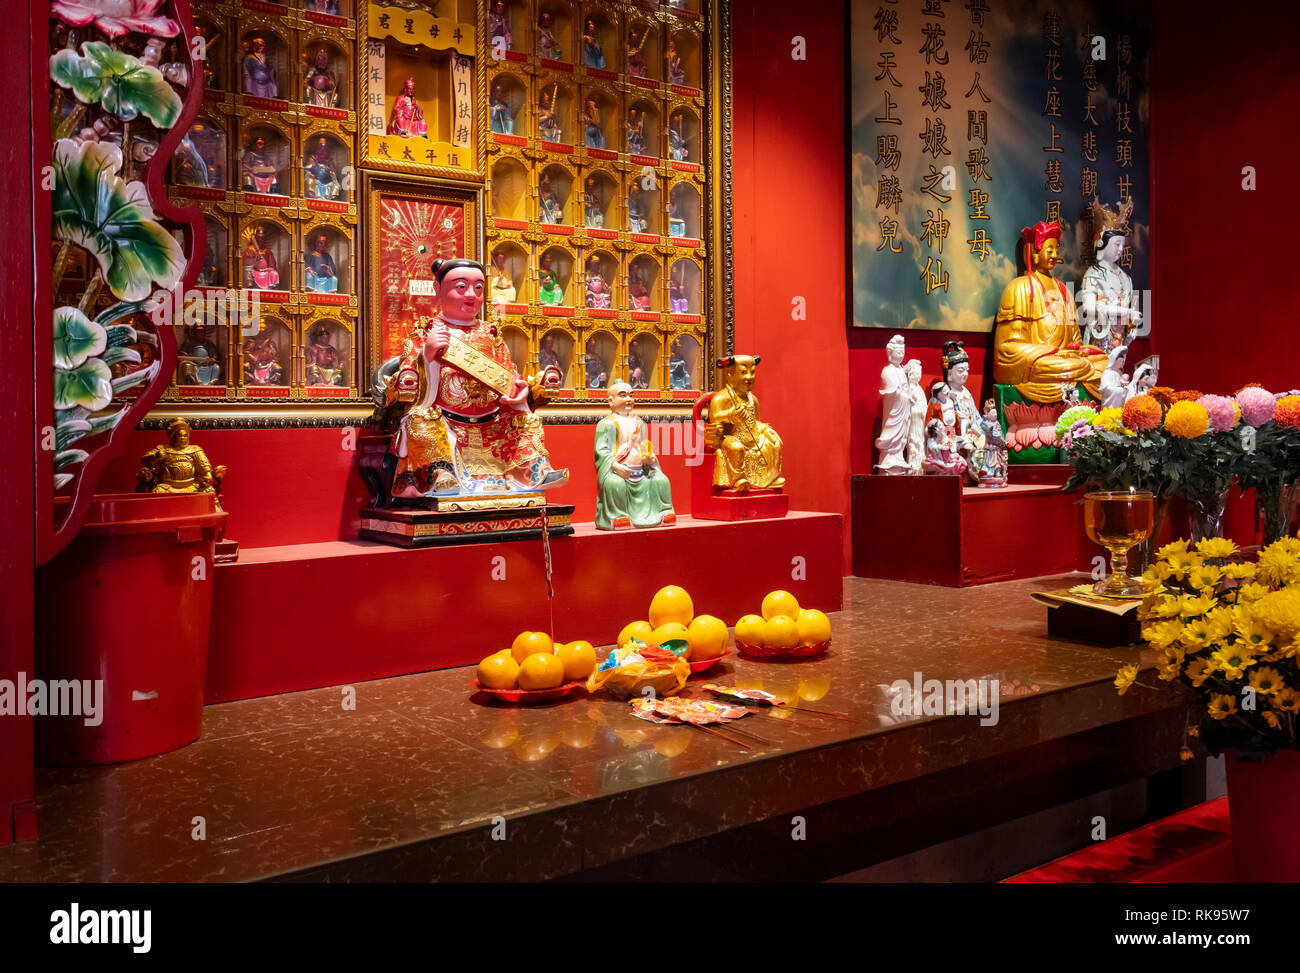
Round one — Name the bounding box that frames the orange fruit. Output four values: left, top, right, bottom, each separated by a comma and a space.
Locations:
796, 609, 832, 646
510, 630, 554, 664
477, 652, 519, 690
555, 640, 597, 681
618, 619, 655, 647
761, 590, 801, 621
734, 613, 766, 648
518, 651, 566, 690
649, 621, 692, 658
687, 614, 729, 660
649, 585, 694, 627
763, 614, 800, 650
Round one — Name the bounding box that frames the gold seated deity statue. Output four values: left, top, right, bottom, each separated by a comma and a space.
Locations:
703, 354, 784, 492
137, 418, 226, 505
993, 220, 1106, 404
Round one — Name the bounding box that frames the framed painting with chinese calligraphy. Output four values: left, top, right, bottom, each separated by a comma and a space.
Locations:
363, 174, 481, 375
360, 0, 485, 180
849, 0, 1150, 333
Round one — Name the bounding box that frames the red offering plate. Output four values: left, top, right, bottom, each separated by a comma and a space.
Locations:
736, 639, 830, 661
472, 679, 585, 704
687, 646, 732, 674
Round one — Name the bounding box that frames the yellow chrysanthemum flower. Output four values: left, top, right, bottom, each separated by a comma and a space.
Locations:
1233, 617, 1272, 651
1222, 562, 1257, 581
1143, 618, 1186, 649
1164, 400, 1210, 438
1180, 747, 1195, 761
1145, 594, 1183, 620
1205, 607, 1236, 642
1177, 593, 1217, 618
1263, 711, 1281, 730
1187, 724, 1200, 737
1186, 564, 1225, 592
1091, 407, 1132, 435
1210, 646, 1257, 679
1208, 694, 1238, 719
1157, 539, 1191, 560
1180, 618, 1212, 648
1114, 664, 1138, 695
1248, 666, 1284, 695
1164, 552, 1201, 581
1236, 582, 1271, 605
1250, 588, 1300, 642
1257, 546, 1300, 587
1272, 688, 1300, 713
1185, 658, 1215, 687
1195, 537, 1240, 560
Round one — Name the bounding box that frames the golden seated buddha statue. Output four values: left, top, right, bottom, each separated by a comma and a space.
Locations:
993, 220, 1106, 404
704, 354, 784, 492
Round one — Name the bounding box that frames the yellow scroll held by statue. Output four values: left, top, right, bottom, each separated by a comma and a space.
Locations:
442, 334, 516, 397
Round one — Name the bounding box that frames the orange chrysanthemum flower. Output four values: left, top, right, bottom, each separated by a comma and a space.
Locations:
1149, 386, 1177, 408
1172, 389, 1204, 402
1276, 395, 1300, 430
1122, 394, 1163, 431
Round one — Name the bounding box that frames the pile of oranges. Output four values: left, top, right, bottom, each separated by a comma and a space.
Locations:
615, 585, 731, 663
733, 590, 831, 651
476, 632, 598, 691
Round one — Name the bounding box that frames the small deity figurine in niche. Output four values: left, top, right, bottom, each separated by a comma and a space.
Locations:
177, 324, 222, 386
387, 77, 427, 138
303, 47, 338, 108
489, 0, 512, 50
584, 337, 609, 390
241, 136, 281, 194
304, 0, 339, 14
303, 137, 341, 199
993, 219, 1106, 403
304, 234, 338, 293
583, 98, 604, 148
940, 340, 982, 483
538, 173, 562, 224
537, 85, 562, 142
242, 35, 278, 98
628, 265, 651, 310
668, 114, 688, 162
583, 17, 606, 68
490, 84, 513, 134
626, 24, 649, 78
875, 334, 912, 475
537, 333, 562, 375
666, 38, 687, 86
668, 338, 691, 390
628, 340, 648, 389
628, 183, 648, 233
242, 330, 283, 385
667, 196, 686, 238
197, 238, 223, 287
904, 359, 927, 473
585, 257, 611, 308
1079, 196, 1140, 353
921, 418, 968, 476
583, 176, 603, 228
978, 398, 1008, 486
489, 253, 516, 304
241, 227, 280, 289
175, 131, 211, 187
382, 257, 568, 496
626, 108, 647, 155
1100, 344, 1129, 410
304, 323, 345, 387
1126, 355, 1159, 401
538, 9, 563, 60
705, 355, 784, 492
137, 419, 225, 496
538, 270, 563, 306
595, 382, 676, 530
669, 271, 688, 313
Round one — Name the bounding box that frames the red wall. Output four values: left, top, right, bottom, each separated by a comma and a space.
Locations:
1149, 1, 1300, 394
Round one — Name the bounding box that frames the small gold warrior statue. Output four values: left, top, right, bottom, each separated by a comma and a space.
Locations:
704, 355, 784, 492
137, 418, 226, 507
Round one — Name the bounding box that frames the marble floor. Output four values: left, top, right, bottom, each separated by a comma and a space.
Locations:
0, 573, 1177, 882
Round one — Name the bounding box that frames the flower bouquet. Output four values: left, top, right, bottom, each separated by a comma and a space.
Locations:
1234, 388, 1300, 544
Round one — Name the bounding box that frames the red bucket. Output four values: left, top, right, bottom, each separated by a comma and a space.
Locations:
35, 493, 226, 764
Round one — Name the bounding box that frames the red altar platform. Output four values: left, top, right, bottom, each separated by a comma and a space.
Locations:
206, 511, 842, 703
851, 468, 1089, 587
1006, 797, 1232, 883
